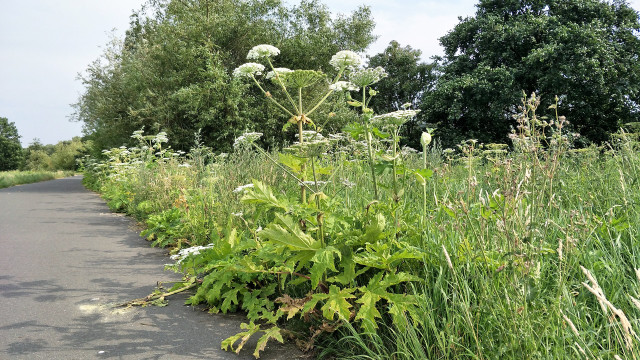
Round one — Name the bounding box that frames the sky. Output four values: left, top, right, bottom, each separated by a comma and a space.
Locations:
1, 1, 639, 147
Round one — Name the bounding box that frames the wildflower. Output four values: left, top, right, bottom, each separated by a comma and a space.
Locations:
349, 66, 388, 87
341, 178, 356, 188
301, 130, 324, 142
266, 67, 293, 80
330, 50, 362, 70
153, 132, 168, 143
329, 81, 359, 92
233, 132, 263, 148
233, 183, 255, 193
233, 63, 266, 78
232, 212, 243, 217
247, 44, 280, 60
371, 109, 420, 128
303, 180, 330, 186
178, 163, 191, 168
170, 244, 215, 264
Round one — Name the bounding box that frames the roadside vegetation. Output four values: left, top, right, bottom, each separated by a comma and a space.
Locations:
0, 170, 76, 189
82, 43, 640, 359
68, 0, 640, 358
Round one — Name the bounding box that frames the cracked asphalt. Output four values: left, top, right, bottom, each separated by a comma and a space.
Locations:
0, 176, 302, 360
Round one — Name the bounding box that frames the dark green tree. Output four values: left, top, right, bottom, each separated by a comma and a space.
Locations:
73, 0, 375, 153
0, 117, 23, 171
422, 0, 640, 146
368, 41, 437, 148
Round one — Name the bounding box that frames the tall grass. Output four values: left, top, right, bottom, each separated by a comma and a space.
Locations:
0, 170, 75, 189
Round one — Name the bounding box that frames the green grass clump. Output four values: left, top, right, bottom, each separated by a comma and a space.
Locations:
0, 170, 75, 189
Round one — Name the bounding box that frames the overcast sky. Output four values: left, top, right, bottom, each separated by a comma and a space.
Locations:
1, 1, 639, 147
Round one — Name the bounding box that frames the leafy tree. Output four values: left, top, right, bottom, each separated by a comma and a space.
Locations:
0, 117, 23, 171
367, 41, 437, 148
73, 0, 375, 153
422, 0, 640, 146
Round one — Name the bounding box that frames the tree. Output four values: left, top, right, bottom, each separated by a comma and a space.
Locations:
422, 0, 640, 146
368, 41, 437, 148
0, 117, 23, 171
73, 0, 376, 153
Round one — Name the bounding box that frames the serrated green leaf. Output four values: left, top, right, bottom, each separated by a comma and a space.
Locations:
310, 246, 341, 288
221, 322, 261, 354
278, 153, 304, 173
254, 326, 284, 359
241, 180, 288, 211
321, 285, 356, 320
355, 290, 382, 333
258, 214, 320, 251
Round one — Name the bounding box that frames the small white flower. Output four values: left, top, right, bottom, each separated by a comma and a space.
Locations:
341, 178, 356, 188
330, 50, 362, 70
266, 67, 293, 79
329, 81, 359, 92
233, 63, 266, 78
247, 44, 280, 60
303, 180, 330, 186
233, 183, 255, 193
178, 163, 191, 168
233, 132, 263, 148
232, 212, 243, 217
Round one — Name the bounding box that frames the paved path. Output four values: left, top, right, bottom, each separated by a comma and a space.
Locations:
0, 177, 301, 359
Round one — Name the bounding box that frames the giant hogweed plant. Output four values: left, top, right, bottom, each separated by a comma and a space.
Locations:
165, 45, 435, 357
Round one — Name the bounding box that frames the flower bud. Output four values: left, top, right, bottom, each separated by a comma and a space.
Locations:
421, 132, 432, 147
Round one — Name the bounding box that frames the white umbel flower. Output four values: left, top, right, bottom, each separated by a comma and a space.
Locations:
329, 81, 359, 92
233, 63, 266, 78
266, 67, 293, 79
330, 50, 362, 70
247, 44, 280, 60
233, 132, 263, 148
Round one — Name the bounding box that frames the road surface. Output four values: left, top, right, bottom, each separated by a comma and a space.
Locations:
0, 176, 301, 359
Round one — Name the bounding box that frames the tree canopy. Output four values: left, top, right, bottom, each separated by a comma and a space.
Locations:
73, 0, 376, 153
422, 0, 640, 146
0, 117, 23, 171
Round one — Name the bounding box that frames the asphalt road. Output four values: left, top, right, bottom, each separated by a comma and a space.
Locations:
0, 176, 301, 360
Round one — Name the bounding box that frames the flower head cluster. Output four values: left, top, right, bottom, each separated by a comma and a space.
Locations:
349, 66, 388, 87
233, 183, 255, 193
170, 244, 214, 264
153, 132, 168, 144
301, 130, 325, 142
233, 132, 263, 148
330, 50, 362, 70
329, 81, 359, 92
233, 63, 266, 78
371, 109, 420, 128
266, 67, 293, 80
247, 44, 280, 60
